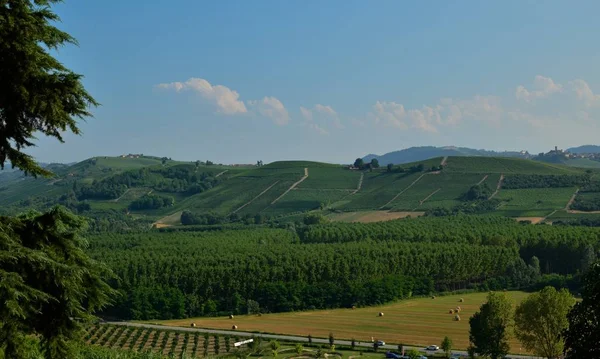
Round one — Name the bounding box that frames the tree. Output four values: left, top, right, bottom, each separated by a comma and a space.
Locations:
351, 338, 356, 350
469, 292, 513, 359
514, 286, 575, 358
580, 244, 597, 272
386, 163, 394, 172
441, 336, 453, 358
328, 332, 335, 348
406, 349, 421, 359
295, 344, 303, 355
247, 299, 260, 315
308, 334, 313, 346
0, 0, 98, 177
0, 207, 115, 359
370, 158, 380, 168
353, 158, 364, 169
563, 262, 600, 358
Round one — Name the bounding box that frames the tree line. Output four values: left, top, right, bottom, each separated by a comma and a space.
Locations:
502, 174, 590, 189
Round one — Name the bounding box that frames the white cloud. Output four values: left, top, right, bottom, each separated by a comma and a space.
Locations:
314, 104, 337, 116
307, 123, 329, 135
371, 101, 408, 129
156, 77, 247, 115
569, 79, 600, 107
300, 106, 313, 121
249, 97, 290, 125
515, 75, 563, 102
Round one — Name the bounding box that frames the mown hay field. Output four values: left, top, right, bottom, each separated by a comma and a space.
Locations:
155, 291, 530, 352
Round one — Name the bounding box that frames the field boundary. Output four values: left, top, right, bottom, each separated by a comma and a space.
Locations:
565, 188, 579, 210
379, 173, 426, 209
232, 181, 280, 213
113, 188, 131, 202
215, 170, 229, 177
270, 168, 309, 204
488, 174, 504, 199
416, 188, 441, 207
440, 156, 448, 166
476, 174, 489, 185
351, 172, 364, 195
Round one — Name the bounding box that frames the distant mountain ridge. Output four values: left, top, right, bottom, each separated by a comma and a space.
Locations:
363, 146, 530, 165
567, 145, 600, 154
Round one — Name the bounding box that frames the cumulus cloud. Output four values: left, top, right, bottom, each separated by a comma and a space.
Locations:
569, 79, 600, 107
515, 75, 563, 102
307, 123, 329, 135
314, 104, 337, 116
300, 104, 343, 131
156, 77, 247, 115
300, 106, 313, 121
249, 97, 290, 125
370, 95, 504, 133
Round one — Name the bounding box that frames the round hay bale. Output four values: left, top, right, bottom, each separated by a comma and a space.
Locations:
191, 323, 196, 327
378, 312, 384, 317
229, 314, 234, 319
459, 298, 464, 302
449, 309, 454, 314
454, 314, 461, 321
456, 306, 461, 312
431, 296, 436, 299
232, 325, 238, 330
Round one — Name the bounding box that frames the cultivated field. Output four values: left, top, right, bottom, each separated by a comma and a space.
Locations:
85, 325, 238, 358
326, 210, 425, 223
155, 292, 530, 352
495, 187, 577, 217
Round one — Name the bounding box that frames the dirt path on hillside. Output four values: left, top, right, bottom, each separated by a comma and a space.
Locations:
351, 172, 364, 195
232, 181, 280, 214
379, 173, 426, 209
565, 188, 579, 210
440, 156, 448, 166
215, 170, 228, 177
476, 174, 489, 185
113, 189, 131, 202
271, 168, 309, 204
417, 188, 441, 207
488, 174, 504, 199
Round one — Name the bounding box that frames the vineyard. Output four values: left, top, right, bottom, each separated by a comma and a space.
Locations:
3, 155, 600, 225
85, 325, 238, 357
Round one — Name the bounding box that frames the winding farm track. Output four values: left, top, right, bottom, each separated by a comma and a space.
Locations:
488, 174, 505, 199
215, 170, 228, 177
113, 189, 131, 202
440, 156, 448, 166
351, 172, 364, 195
565, 188, 579, 210
270, 168, 308, 204
232, 181, 280, 214
476, 174, 489, 185
417, 188, 441, 207
379, 173, 426, 209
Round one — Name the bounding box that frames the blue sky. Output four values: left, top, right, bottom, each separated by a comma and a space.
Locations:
28, 0, 600, 164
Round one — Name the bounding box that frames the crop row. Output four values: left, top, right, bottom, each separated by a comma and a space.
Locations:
85, 325, 239, 358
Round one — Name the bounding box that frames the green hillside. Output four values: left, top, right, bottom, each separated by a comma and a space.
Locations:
2, 155, 600, 225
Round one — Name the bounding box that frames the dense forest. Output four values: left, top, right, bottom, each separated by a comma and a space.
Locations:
76, 165, 221, 200
91, 216, 599, 321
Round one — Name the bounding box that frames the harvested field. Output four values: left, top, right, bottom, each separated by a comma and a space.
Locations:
157, 291, 530, 351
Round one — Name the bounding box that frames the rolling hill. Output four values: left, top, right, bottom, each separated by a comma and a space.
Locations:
363, 146, 530, 165
567, 145, 600, 154
1, 155, 600, 226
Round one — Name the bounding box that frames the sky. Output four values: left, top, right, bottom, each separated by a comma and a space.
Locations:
27, 0, 600, 164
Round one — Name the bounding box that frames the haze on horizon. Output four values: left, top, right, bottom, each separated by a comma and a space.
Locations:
26, 0, 600, 165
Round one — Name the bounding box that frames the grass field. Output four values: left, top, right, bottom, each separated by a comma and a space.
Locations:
495, 187, 576, 217
445, 156, 581, 174
153, 291, 530, 352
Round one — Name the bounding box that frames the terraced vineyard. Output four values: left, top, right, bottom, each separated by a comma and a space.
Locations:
85, 325, 237, 358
